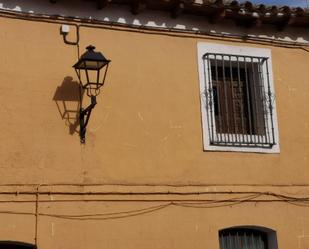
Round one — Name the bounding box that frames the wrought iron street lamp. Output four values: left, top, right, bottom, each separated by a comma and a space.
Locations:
73, 45, 111, 143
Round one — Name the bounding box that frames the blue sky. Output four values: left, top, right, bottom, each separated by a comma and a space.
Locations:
239, 0, 308, 8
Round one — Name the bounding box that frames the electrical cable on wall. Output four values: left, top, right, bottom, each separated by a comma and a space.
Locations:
0, 192, 308, 222
0, 198, 308, 221
0, 183, 309, 187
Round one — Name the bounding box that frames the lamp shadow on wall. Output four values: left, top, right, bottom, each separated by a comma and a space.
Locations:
0, 241, 37, 249
53, 76, 84, 135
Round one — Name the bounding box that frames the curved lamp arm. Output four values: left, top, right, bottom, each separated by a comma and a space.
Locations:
80, 95, 97, 144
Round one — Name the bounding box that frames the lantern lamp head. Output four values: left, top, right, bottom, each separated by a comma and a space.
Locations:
73, 45, 111, 96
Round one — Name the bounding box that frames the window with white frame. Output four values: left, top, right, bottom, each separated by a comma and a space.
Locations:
197, 43, 280, 153
219, 226, 278, 249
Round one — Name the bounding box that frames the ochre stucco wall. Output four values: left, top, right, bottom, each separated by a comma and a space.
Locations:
0, 15, 309, 249
0, 16, 308, 185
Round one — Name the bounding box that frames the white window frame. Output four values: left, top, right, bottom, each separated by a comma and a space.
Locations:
197, 42, 280, 153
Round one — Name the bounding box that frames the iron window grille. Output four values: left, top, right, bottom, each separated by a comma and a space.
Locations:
203, 53, 276, 148
219, 228, 268, 249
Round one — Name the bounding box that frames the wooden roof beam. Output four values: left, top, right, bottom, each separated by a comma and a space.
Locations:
234, 3, 261, 28
244, 1, 253, 12
258, 4, 266, 14
295, 7, 305, 17
131, 0, 147, 15
230, 0, 240, 9
276, 6, 293, 31
171, 1, 185, 19
96, 0, 112, 10
208, 1, 225, 24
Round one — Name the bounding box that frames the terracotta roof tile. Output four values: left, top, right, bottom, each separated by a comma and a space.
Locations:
50, 0, 309, 29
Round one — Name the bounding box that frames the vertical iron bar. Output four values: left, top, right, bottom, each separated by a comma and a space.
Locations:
220, 235, 224, 249
224, 234, 228, 249
237, 56, 246, 144
215, 55, 223, 143
220, 234, 225, 249
244, 57, 253, 143
257, 58, 269, 145
228, 233, 233, 249
258, 235, 263, 249
233, 234, 238, 248
244, 232, 248, 249
206, 55, 215, 144
252, 233, 256, 249
265, 59, 276, 146
233, 233, 236, 249
230, 55, 238, 144
236, 232, 240, 249
222, 56, 230, 143
251, 57, 259, 144
260, 234, 264, 249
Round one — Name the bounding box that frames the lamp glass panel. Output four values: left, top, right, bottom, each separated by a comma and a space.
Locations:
84, 61, 106, 70
78, 70, 88, 87
86, 69, 99, 85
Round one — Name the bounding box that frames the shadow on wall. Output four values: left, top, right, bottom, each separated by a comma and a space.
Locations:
53, 76, 84, 135
0, 241, 37, 249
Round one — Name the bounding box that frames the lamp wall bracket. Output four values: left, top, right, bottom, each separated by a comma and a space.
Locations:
79, 95, 97, 143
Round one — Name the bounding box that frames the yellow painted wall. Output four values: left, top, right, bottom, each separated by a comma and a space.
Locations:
1, 16, 308, 185
0, 14, 309, 249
